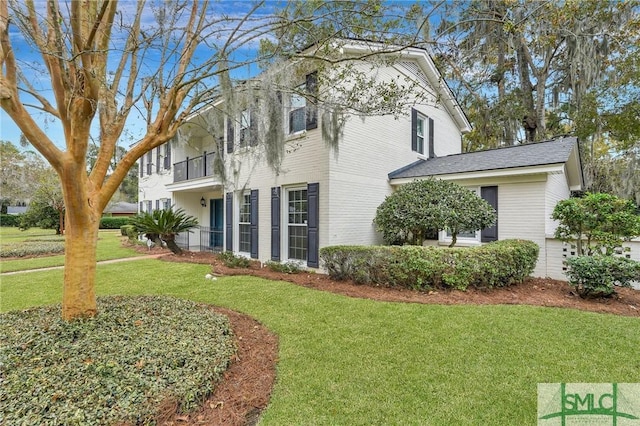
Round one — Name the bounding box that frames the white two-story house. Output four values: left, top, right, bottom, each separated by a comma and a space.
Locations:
139, 40, 589, 279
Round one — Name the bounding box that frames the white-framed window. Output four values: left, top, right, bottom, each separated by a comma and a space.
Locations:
416, 115, 425, 155
146, 200, 153, 213
162, 198, 171, 210
238, 193, 251, 253
287, 187, 308, 261
288, 87, 307, 134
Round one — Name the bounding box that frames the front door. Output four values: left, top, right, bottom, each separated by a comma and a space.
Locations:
210, 198, 223, 250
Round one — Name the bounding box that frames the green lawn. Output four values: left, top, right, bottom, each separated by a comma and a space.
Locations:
1, 259, 639, 425
0, 228, 143, 273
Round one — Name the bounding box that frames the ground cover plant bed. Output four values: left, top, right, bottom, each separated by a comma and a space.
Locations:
0, 296, 236, 425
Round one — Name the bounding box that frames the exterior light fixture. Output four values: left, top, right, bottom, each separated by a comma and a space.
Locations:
200, 197, 206, 207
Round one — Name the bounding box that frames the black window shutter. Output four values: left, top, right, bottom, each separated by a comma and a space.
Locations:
307, 182, 319, 268
271, 187, 280, 261
165, 141, 172, 169
225, 192, 233, 251
156, 147, 160, 173
226, 117, 235, 153
411, 108, 418, 152
428, 117, 435, 159
140, 157, 144, 177
481, 186, 499, 242
249, 104, 258, 147
305, 72, 318, 130
250, 189, 259, 259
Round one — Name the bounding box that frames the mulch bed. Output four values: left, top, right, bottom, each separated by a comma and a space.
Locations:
135, 246, 640, 424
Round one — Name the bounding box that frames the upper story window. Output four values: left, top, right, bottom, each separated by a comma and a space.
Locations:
411, 108, 434, 158
289, 89, 307, 134
416, 115, 425, 155
287, 72, 318, 135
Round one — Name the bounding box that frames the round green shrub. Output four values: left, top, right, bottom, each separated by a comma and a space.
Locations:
565, 255, 640, 298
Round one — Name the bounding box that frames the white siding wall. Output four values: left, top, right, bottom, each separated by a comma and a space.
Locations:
225, 126, 329, 263
546, 238, 640, 281
138, 148, 173, 212
545, 172, 571, 235
325, 61, 463, 247
498, 180, 548, 277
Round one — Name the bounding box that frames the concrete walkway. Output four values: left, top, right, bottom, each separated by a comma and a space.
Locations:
0, 253, 167, 276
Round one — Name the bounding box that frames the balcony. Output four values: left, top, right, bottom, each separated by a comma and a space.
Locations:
173, 152, 217, 183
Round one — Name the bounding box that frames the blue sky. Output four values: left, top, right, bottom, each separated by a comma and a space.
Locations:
0, 1, 279, 151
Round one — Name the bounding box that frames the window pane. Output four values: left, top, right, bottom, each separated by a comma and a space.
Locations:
287, 189, 308, 260
239, 194, 251, 252
289, 108, 305, 133
288, 225, 307, 260
290, 93, 305, 109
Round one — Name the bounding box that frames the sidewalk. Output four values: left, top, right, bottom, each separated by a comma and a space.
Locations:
0, 253, 167, 276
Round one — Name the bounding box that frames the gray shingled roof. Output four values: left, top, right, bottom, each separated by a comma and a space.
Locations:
389, 137, 578, 179
105, 202, 138, 214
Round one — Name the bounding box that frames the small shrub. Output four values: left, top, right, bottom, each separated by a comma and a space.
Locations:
120, 224, 137, 240
565, 256, 640, 298
0, 241, 65, 258
100, 216, 131, 229
219, 251, 251, 268
265, 260, 302, 274
320, 240, 539, 291
0, 214, 22, 227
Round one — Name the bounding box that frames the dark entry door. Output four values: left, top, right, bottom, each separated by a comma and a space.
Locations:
210, 198, 223, 249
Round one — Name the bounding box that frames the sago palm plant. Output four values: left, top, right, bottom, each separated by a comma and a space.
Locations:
130, 207, 198, 254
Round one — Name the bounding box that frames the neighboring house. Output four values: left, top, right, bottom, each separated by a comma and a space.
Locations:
6, 206, 28, 215
138, 40, 590, 279
104, 201, 138, 217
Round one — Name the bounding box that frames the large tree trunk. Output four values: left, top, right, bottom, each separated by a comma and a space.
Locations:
60, 159, 100, 321
63, 213, 99, 320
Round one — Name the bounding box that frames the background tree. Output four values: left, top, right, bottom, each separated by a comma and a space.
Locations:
374, 179, 496, 247
433, 0, 639, 202
19, 168, 65, 234
87, 145, 138, 203
0, 140, 47, 212
436, 0, 638, 144
1, 0, 439, 320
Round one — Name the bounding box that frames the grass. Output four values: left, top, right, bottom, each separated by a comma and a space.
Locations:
0, 228, 143, 273
2, 259, 639, 424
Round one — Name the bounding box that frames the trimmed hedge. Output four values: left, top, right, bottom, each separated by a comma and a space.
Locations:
100, 216, 131, 229
319, 239, 539, 291
0, 214, 22, 227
